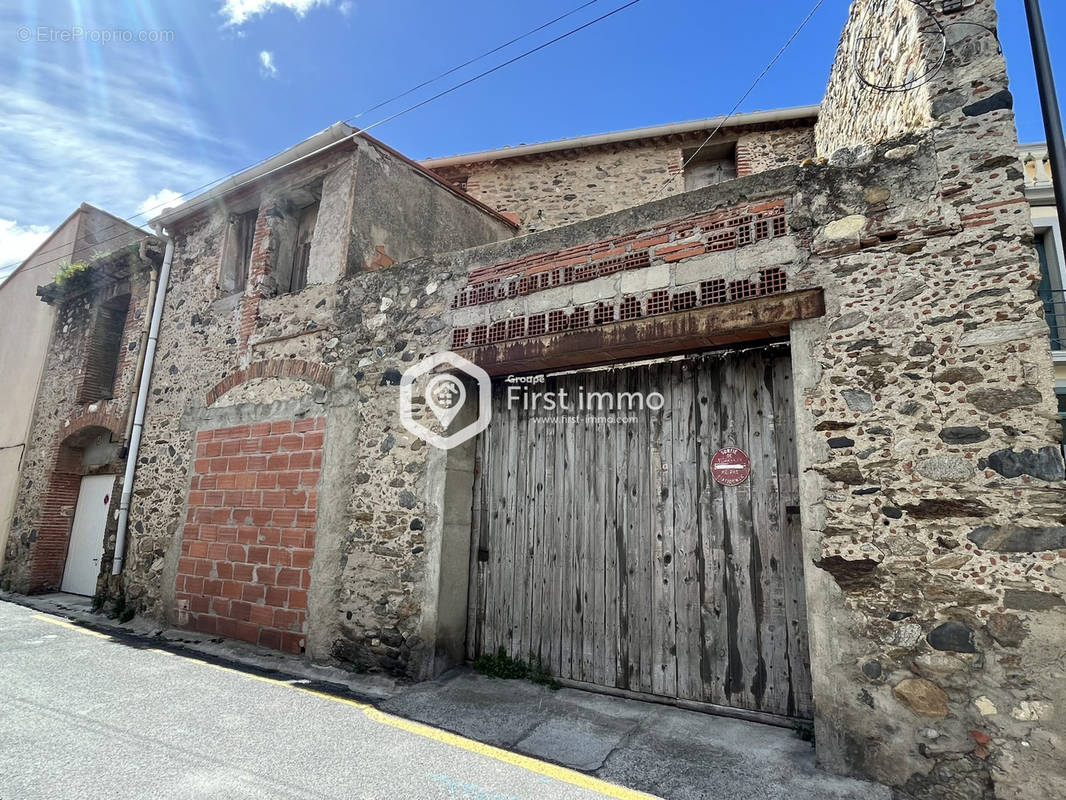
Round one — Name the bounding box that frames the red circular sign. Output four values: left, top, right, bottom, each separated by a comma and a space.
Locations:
711, 447, 751, 486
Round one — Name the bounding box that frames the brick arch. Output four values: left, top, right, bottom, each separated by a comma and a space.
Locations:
63, 409, 124, 443
205, 359, 334, 406
29, 420, 122, 594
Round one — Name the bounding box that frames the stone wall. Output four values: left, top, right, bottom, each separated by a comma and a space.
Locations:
429, 124, 816, 234
815, 0, 937, 156
805, 1, 1066, 797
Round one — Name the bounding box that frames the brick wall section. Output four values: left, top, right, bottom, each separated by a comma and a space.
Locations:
237, 205, 274, 355
28, 448, 84, 593
174, 417, 325, 653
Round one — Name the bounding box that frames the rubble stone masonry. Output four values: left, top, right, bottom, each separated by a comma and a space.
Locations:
2, 243, 161, 597
430, 125, 815, 234
801, 1, 1066, 797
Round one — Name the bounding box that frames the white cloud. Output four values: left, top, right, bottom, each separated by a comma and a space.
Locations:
0, 219, 51, 278
338, 1, 355, 16
221, 0, 332, 26
259, 50, 279, 79
138, 189, 185, 219
0, 60, 236, 244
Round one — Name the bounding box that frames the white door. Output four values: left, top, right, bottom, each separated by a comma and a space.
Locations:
61, 475, 114, 596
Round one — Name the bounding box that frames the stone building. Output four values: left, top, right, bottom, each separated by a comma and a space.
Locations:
423, 105, 818, 234
2, 227, 164, 597
0, 204, 147, 578
3, 0, 1065, 797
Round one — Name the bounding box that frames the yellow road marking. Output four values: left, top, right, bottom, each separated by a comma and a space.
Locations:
28, 611, 656, 799
32, 614, 111, 640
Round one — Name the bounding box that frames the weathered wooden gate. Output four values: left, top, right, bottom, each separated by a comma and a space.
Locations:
466, 347, 812, 721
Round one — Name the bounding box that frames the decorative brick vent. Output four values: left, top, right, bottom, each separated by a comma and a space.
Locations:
451, 267, 789, 350
451, 200, 787, 309
174, 417, 325, 653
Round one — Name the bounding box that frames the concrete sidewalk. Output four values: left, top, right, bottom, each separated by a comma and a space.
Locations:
3, 592, 890, 799
382, 670, 890, 800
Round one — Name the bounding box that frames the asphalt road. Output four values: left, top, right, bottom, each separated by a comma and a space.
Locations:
0, 601, 642, 800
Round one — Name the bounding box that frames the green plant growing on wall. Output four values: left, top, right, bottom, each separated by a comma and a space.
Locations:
53, 261, 93, 295
473, 647, 561, 689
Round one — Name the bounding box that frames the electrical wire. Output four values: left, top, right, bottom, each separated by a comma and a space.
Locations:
655, 0, 826, 197
350, 0, 603, 121
0, 0, 634, 279
850, 0, 1000, 94
850, 0, 946, 93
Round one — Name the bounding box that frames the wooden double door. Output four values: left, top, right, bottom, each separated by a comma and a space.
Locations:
466, 347, 812, 720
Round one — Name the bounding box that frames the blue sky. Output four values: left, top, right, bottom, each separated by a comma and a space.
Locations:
0, 0, 1062, 277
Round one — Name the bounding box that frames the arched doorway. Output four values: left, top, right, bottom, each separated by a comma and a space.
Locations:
29, 425, 121, 595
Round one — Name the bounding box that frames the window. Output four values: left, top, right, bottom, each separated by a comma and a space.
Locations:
682, 141, 737, 191
1056, 386, 1066, 460
220, 209, 258, 293
1037, 229, 1066, 351
77, 294, 129, 403
282, 201, 319, 294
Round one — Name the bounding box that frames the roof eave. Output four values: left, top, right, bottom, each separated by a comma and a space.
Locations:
420, 105, 821, 168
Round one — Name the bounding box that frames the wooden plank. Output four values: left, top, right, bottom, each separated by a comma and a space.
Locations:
590, 368, 609, 687
635, 366, 654, 694
621, 367, 640, 690
605, 367, 624, 688
570, 375, 586, 681
549, 375, 567, 678
498, 387, 519, 655
466, 431, 485, 660
723, 353, 759, 713
577, 370, 598, 683
481, 390, 501, 656
650, 362, 677, 697
750, 350, 786, 715
696, 356, 727, 706
672, 358, 701, 700
527, 390, 547, 665
561, 373, 578, 680
773, 355, 814, 719
511, 393, 531, 660
541, 390, 559, 673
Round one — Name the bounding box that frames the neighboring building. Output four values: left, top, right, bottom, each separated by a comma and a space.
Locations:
1021, 143, 1065, 444
0, 204, 148, 577
423, 106, 819, 233
2, 226, 164, 596
2, 1, 1065, 798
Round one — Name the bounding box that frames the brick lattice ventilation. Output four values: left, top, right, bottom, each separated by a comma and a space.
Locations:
175, 418, 325, 653
451, 200, 786, 309
77, 296, 131, 404
452, 267, 789, 350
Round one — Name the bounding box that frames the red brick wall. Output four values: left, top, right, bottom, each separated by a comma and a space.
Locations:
29, 449, 84, 593
175, 417, 325, 653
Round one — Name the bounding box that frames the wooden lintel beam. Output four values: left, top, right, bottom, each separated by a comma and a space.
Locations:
456, 287, 825, 376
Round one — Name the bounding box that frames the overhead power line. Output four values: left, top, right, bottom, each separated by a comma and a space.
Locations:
656, 0, 826, 197
0, 0, 635, 279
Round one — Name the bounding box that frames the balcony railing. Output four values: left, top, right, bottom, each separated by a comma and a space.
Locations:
1020, 145, 1054, 190
1044, 288, 1066, 352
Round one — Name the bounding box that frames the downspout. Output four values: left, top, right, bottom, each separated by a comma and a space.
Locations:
112, 233, 173, 576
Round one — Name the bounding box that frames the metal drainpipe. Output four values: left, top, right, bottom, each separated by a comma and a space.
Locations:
112, 233, 173, 576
